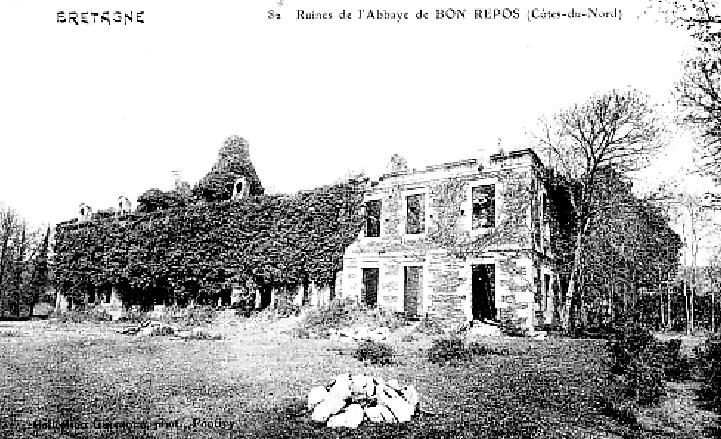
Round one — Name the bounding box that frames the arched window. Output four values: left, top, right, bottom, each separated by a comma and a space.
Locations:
232, 177, 247, 200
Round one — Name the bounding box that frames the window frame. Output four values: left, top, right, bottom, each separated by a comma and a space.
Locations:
468, 179, 498, 234
362, 196, 383, 239
401, 188, 428, 237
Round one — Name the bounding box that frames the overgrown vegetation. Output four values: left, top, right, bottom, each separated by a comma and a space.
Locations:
353, 340, 396, 365
698, 336, 721, 412
663, 338, 692, 382
51, 309, 113, 324
413, 314, 446, 336
427, 337, 510, 365
427, 337, 473, 365
53, 181, 365, 308
298, 299, 405, 338
606, 327, 694, 407
467, 341, 510, 356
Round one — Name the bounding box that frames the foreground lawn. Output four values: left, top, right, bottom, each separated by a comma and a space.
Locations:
0, 321, 685, 438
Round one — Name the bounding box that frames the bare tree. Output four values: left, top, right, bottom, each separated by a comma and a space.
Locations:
710, 245, 721, 332
0, 205, 20, 316
534, 89, 665, 331
652, 173, 719, 334
650, 0, 721, 176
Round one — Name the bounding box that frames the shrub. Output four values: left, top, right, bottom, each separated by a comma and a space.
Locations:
663, 338, 692, 382
164, 306, 216, 327
467, 341, 508, 356
275, 301, 301, 318
299, 299, 405, 338
353, 340, 396, 365
609, 326, 667, 406
625, 342, 667, 406
698, 336, 721, 412
54, 309, 112, 323
609, 325, 654, 375
301, 298, 358, 335
364, 306, 406, 331
428, 336, 473, 365
117, 307, 147, 324
291, 327, 310, 339
414, 315, 446, 336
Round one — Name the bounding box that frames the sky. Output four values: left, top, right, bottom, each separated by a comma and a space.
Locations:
0, 0, 717, 258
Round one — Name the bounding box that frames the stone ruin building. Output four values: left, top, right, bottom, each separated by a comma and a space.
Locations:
341, 149, 560, 332
57, 139, 562, 332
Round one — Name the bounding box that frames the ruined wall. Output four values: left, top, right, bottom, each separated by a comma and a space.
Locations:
342, 153, 545, 330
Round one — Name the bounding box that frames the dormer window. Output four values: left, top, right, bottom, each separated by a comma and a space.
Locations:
232, 177, 248, 200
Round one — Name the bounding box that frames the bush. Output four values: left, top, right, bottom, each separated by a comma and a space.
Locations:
163, 306, 216, 327
299, 299, 405, 338
353, 340, 396, 365
428, 336, 473, 365
54, 309, 112, 323
625, 342, 667, 406
663, 338, 692, 382
414, 315, 446, 336
698, 336, 721, 412
275, 301, 301, 318
291, 327, 310, 339
467, 341, 509, 356
116, 307, 147, 324
609, 326, 667, 406
609, 325, 654, 375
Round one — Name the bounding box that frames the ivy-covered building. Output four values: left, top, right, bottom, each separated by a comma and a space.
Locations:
341, 149, 560, 331
53, 136, 365, 316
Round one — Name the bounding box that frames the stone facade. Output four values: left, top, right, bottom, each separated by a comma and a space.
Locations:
341, 149, 559, 331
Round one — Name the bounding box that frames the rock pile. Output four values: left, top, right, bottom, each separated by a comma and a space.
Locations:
118, 321, 221, 339
307, 373, 418, 428
118, 320, 175, 336
329, 326, 390, 342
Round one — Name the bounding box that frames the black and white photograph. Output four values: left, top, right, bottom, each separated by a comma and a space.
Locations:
1, 0, 721, 437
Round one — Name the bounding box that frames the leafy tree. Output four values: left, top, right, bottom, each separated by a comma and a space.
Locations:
534, 89, 665, 331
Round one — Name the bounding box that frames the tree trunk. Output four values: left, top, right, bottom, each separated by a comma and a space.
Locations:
15, 224, 26, 318
667, 280, 672, 331
301, 276, 310, 307
0, 235, 9, 317
712, 289, 716, 333
608, 280, 614, 329
684, 279, 691, 335
561, 221, 586, 332
690, 270, 695, 334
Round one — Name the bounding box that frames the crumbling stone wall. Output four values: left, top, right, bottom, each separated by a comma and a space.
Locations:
342, 151, 551, 331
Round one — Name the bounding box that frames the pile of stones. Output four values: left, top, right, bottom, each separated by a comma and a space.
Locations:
308, 373, 418, 428
329, 326, 390, 342
118, 321, 221, 339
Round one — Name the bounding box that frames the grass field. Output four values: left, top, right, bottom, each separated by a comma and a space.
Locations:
0, 319, 711, 438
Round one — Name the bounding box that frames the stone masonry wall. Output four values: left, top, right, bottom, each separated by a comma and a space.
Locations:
342, 153, 548, 331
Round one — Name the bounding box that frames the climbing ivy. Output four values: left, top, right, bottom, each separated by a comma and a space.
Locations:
53, 181, 365, 305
